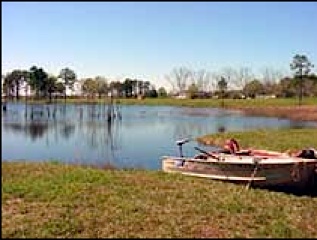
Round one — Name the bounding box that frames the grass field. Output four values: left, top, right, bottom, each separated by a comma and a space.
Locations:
197, 128, 317, 153
115, 97, 317, 108
10, 96, 317, 107
2, 128, 317, 238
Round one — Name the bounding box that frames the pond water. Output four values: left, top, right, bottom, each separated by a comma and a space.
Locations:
2, 102, 317, 170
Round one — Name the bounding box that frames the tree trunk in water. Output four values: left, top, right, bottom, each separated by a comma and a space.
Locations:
298, 69, 303, 106
299, 76, 303, 106
16, 84, 19, 100
25, 86, 28, 104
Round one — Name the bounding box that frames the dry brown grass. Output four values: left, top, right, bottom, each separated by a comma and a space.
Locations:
232, 105, 317, 122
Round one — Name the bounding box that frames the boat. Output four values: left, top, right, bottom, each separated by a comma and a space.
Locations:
161, 138, 317, 189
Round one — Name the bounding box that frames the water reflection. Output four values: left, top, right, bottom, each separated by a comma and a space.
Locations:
2, 103, 317, 169
217, 125, 226, 133
3, 122, 50, 141
60, 123, 75, 140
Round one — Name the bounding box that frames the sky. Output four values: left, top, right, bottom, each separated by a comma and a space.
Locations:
2, 2, 317, 89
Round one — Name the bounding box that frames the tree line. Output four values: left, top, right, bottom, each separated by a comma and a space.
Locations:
2, 54, 316, 105
166, 54, 316, 105
2, 66, 167, 102
2, 66, 76, 102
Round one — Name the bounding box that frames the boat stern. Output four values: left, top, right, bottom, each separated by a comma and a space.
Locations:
162, 157, 183, 173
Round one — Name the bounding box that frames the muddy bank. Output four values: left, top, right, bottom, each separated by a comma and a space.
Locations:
229, 105, 317, 122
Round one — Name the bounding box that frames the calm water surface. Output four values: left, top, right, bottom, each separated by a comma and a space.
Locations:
2, 102, 316, 170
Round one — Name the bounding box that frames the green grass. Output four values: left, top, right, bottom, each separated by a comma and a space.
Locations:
197, 128, 317, 152
3, 129, 317, 239
115, 97, 317, 108
12, 97, 317, 107
2, 162, 317, 238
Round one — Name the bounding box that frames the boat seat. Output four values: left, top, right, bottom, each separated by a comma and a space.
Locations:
235, 150, 252, 156
297, 149, 317, 159
194, 154, 208, 160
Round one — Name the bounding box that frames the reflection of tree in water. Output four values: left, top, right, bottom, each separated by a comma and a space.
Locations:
85, 121, 99, 149
81, 114, 121, 164
288, 121, 316, 129
173, 122, 213, 140
2, 103, 78, 142
60, 123, 75, 140
3, 122, 50, 141
28, 122, 49, 140
217, 125, 226, 133
107, 120, 121, 160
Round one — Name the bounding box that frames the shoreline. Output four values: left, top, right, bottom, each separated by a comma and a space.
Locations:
230, 105, 317, 122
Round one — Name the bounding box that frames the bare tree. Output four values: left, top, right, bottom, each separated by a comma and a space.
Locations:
210, 72, 222, 93
184, 69, 212, 92
260, 67, 285, 96
192, 69, 212, 92
165, 67, 192, 94
261, 67, 284, 84
235, 67, 254, 95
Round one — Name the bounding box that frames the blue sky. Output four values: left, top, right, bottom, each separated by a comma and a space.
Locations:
2, 2, 317, 89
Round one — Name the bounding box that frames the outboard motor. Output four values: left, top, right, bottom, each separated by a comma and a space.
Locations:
176, 138, 190, 158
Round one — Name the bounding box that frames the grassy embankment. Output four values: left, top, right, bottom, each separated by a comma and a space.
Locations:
113, 97, 317, 108
16, 96, 317, 107
197, 128, 317, 153
2, 127, 317, 238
